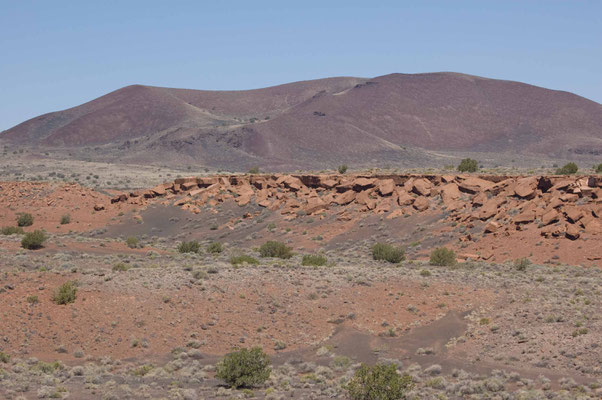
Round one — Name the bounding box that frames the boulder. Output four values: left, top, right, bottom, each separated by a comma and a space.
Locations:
413, 197, 429, 211
352, 178, 376, 192
412, 178, 433, 196
484, 221, 500, 233
333, 190, 356, 205
181, 181, 199, 191
376, 179, 396, 196
111, 194, 128, 204
458, 177, 493, 194
356, 190, 377, 210
541, 209, 560, 226
513, 177, 538, 199
513, 211, 535, 224
276, 175, 304, 191
395, 188, 415, 206
565, 224, 580, 240
304, 197, 328, 214
439, 183, 461, 206
93, 203, 105, 211
564, 207, 584, 223
472, 192, 488, 207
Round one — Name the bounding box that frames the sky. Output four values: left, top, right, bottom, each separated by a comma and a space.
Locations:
1, 0, 601, 131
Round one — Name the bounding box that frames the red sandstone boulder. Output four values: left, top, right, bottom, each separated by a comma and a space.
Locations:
377, 179, 396, 196
413, 197, 429, 211
412, 178, 432, 196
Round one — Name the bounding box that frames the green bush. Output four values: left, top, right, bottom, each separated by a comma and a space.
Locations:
457, 158, 478, 173
338, 164, 348, 174
346, 363, 413, 400
0, 351, 10, 363
230, 255, 259, 265
556, 162, 578, 175
248, 166, 260, 174
259, 241, 293, 259
17, 213, 34, 227
513, 257, 531, 271
372, 243, 405, 264
595, 163, 602, 173
60, 214, 71, 225
21, 230, 47, 250
52, 281, 77, 305
207, 242, 224, 254
126, 236, 139, 249
301, 254, 328, 266
429, 247, 457, 266
112, 263, 129, 272
178, 240, 201, 253
1, 226, 24, 235
216, 347, 271, 388
33, 361, 63, 374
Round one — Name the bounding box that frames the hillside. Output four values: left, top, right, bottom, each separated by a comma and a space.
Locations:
3, 72, 601, 170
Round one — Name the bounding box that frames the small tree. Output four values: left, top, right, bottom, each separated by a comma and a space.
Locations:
457, 158, 478, 173
259, 241, 293, 259
52, 281, 77, 305
372, 243, 405, 264
556, 162, 578, 175
21, 230, 47, 250
216, 347, 271, 388
346, 363, 413, 400
595, 163, 602, 173
338, 164, 348, 174
178, 241, 201, 253
17, 213, 34, 227
60, 214, 71, 225
429, 247, 456, 266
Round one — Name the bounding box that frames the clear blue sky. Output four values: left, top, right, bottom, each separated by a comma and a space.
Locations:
1, 0, 601, 131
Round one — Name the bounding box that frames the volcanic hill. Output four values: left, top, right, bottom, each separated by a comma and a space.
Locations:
3, 72, 601, 170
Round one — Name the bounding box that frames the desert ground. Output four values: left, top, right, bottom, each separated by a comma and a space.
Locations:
1, 161, 601, 399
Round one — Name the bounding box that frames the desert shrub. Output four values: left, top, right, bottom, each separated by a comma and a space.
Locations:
60, 214, 71, 225
259, 241, 293, 259
178, 240, 201, 253
338, 164, 348, 174
346, 363, 413, 400
429, 247, 457, 266
301, 254, 328, 266
248, 166, 260, 174
230, 255, 259, 265
125, 236, 139, 249
16, 213, 34, 227
112, 263, 129, 272
457, 158, 478, 173
372, 243, 405, 264
52, 281, 77, 305
216, 347, 271, 388
513, 257, 531, 271
34, 361, 63, 374
27, 295, 39, 304
556, 162, 578, 175
21, 230, 47, 250
207, 241, 223, 254
0, 351, 10, 363
1, 226, 24, 235
595, 163, 602, 173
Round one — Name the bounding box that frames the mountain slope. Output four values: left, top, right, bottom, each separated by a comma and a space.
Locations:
3, 72, 601, 170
